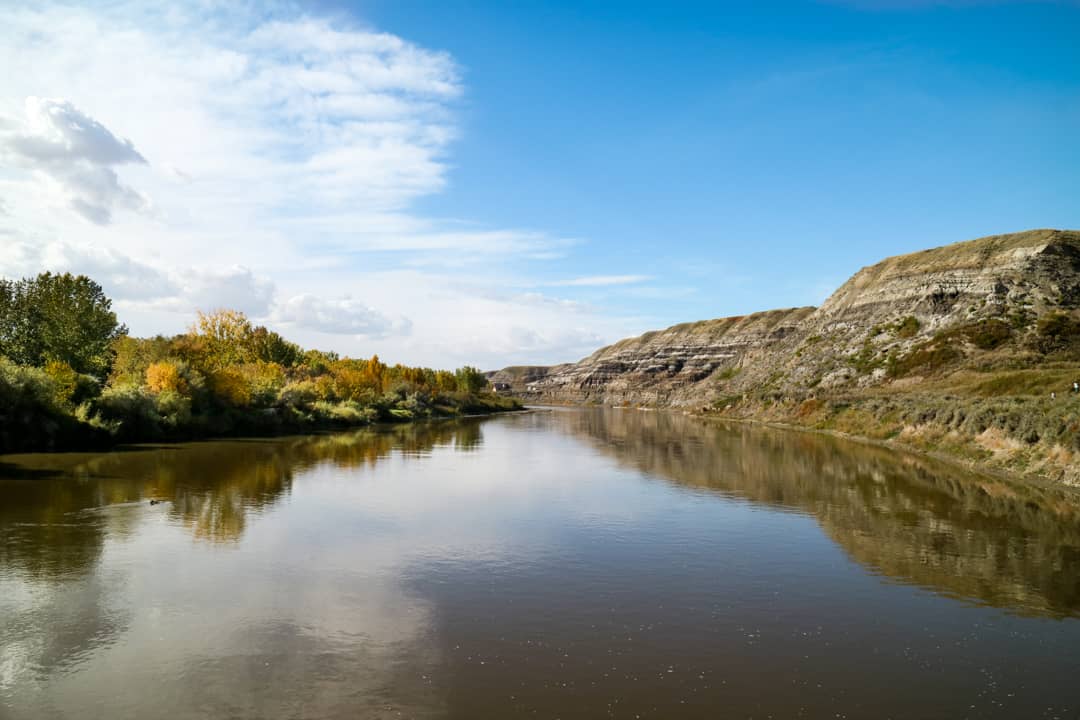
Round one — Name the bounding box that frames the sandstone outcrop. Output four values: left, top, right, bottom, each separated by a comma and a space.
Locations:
496, 229, 1080, 407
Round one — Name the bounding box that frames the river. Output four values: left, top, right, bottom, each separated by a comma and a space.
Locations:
2, 407, 1079, 719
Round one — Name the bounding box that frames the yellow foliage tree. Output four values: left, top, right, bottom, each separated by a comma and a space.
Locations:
210, 367, 252, 407
43, 359, 79, 405
240, 361, 286, 405
146, 361, 188, 395
362, 354, 387, 394
191, 309, 257, 369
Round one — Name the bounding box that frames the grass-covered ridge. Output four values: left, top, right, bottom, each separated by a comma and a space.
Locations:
0, 272, 520, 453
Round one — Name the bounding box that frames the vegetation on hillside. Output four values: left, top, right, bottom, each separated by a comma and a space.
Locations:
710, 307, 1080, 484
0, 272, 518, 453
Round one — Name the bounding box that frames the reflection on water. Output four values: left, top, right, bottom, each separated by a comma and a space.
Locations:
562, 409, 1080, 618
1, 409, 1079, 719
1, 420, 483, 568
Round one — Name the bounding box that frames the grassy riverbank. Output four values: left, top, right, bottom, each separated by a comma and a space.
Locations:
703, 383, 1080, 486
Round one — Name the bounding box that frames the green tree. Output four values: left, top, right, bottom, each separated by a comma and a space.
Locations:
454, 366, 488, 394
0, 272, 127, 378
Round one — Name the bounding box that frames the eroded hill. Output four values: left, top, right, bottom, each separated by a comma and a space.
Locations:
492, 229, 1080, 483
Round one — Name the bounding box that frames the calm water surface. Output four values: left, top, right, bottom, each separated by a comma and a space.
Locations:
2, 408, 1080, 719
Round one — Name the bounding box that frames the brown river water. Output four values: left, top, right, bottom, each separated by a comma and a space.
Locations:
2, 407, 1079, 719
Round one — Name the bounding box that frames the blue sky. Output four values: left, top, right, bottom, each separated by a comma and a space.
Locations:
358, 0, 1080, 308
1, 1, 1077, 367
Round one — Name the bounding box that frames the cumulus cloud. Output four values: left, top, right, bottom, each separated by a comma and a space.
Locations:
273, 294, 408, 339
171, 266, 277, 317
1, 97, 150, 224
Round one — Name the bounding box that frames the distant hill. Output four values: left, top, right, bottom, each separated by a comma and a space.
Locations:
493, 229, 1080, 484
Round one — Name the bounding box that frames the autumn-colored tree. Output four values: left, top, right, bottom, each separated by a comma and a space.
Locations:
146, 361, 189, 395
190, 309, 258, 369
43, 359, 80, 406
109, 335, 174, 386
330, 362, 368, 401
362, 355, 387, 394
434, 370, 458, 393
240, 361, 287, 406
209, 367, 252, 407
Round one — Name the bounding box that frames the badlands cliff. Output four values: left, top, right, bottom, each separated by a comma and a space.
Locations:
493, 229, 1080, 483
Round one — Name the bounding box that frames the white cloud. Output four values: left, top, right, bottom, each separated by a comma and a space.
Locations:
0, 235, 174, 300
1, 97, 150, 224
0, 1, 647, 367
273, 294, 407, 338
170, 266, 277, 317
547, 274, 650, 287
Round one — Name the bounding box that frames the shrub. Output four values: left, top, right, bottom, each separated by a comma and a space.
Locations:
887, 339, 962, 378
43, 359, 81, 406
965, 319, 1012, 350
240, 361, 286, 407
847, 340, 883, 374
91, 383, 162, 438
155, 390, 192, 428
895, 316, 921, 338
312, 400, 378, 425
278, 380, 319, 408
209, 367, 252, 407
0, 358, 101, 451
1034, 312, 1080, 354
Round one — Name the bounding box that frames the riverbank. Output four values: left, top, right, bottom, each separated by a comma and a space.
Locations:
0, 278, 524, 454
1, 368, 522, 454
696, 391, 1080, 487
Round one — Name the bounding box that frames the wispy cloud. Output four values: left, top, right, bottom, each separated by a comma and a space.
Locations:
0, 1, 642, 365
546, 275, 650, 287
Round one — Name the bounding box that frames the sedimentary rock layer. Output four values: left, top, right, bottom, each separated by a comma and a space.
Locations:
493, 229, 1080, 406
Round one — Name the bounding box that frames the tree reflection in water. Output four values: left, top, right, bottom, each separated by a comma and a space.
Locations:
557, 408, 1080, 618
0, 419, 487, 572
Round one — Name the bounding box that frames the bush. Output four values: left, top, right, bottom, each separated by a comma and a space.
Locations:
278, 379, 319, 408
89, 383, 162, 439
1035, 312, 1080, 354
965, 319, 1012, 350
241, 362, 286, 407
0, 358, 74, 450
887, 339, 963, 378
209, 367, 252, 407
155, 390, 192, 428
312, 400, 378, 425
894, 316, 921, 338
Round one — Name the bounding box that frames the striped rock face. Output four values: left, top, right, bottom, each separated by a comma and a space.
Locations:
496, 229, 1080, 406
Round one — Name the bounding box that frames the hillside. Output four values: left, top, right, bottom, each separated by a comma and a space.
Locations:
492, 229, 1080, 484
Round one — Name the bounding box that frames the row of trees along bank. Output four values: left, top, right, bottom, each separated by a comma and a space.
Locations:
0, 272, 518, 452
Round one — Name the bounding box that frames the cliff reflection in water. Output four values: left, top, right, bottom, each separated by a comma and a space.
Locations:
559, 408, 1080, 618
0, 420, 486, 577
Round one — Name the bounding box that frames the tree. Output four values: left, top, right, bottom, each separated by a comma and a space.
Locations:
250, 326, 303, 367
454, 366, 488, 394
0, 272, 127, 378
189, 309, 257, 369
